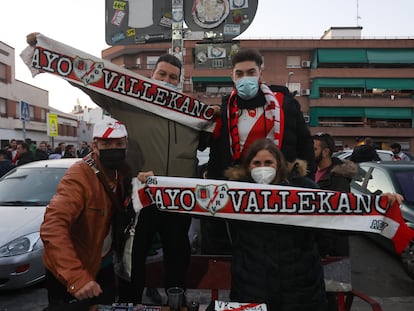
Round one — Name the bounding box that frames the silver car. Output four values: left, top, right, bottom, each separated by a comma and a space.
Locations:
0, 158, 80, 290
334, 149, 394, 161
350, 161, 414, 279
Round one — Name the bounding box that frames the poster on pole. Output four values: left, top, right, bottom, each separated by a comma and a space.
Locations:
105, 0, 173, 45
47, 113, 58, 137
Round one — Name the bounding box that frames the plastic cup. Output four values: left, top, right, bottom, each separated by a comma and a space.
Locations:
167, 287, 184, 311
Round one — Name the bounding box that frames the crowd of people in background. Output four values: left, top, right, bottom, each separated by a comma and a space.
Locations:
0, 138, 92, 177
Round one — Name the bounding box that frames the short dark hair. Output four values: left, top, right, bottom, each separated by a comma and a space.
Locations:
0, 149, 9, 157
155, 54, 182, 76
231, 48, 263, 68
313, 133, 336, 156
364, 137, 374, 146
390, 142, 401, 151
18, 142, 29, 151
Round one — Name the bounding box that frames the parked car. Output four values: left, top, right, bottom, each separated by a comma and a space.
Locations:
0, 158, 80, 290
334, 149, 394, 161
0, 157, 201, 290
350, 161, 414, 278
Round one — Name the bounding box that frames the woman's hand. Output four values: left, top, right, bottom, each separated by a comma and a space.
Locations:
383, 192, 404, 205
137, 171, 154, 183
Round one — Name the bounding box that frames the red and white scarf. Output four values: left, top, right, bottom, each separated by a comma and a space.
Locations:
133, 176, 414, 255
227, 83, 284, 162
20, 33, 216, 132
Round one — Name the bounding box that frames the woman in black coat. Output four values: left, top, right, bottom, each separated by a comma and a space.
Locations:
225, 138, 327, 311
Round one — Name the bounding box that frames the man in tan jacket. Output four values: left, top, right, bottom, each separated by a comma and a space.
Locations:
40, 118, 131, 310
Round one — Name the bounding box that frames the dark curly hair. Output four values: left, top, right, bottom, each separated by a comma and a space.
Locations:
231, 48, 263, 68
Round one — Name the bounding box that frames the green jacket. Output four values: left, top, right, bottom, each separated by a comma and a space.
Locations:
79, 86, 201, 176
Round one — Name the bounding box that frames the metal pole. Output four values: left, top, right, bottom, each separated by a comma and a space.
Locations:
287, 72, 294, 91
22, 119, 26, 140
172, 0, 184, 90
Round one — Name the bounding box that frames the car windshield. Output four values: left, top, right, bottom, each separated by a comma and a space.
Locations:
0, 167, 67, 205
393, 170, 414, 204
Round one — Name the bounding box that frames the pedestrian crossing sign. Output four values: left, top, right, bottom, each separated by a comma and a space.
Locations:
47, 113, 59, 137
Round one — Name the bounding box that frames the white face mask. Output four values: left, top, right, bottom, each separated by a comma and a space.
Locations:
250, 167, 277, 184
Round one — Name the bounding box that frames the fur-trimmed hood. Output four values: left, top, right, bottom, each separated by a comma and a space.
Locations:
225, 159, 309, 182
330, 157, 358, 179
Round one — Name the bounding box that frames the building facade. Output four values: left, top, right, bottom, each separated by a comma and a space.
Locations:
0, 41, 80, 149
101, 27, 414, 152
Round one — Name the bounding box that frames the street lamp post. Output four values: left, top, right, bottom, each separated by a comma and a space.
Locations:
287, 72, 294, 91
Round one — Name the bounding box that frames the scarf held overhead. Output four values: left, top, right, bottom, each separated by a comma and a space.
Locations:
132, 176, 414, 255
20, 33, 215, 132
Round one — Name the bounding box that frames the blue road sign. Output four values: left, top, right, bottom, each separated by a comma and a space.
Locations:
20, 101, 30, 121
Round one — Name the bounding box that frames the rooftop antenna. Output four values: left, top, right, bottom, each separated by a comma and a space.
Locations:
356, 0, 362, 26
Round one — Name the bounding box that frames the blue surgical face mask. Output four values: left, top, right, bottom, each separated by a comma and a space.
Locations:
235, 76, 259, 100
159, 80, 178, 90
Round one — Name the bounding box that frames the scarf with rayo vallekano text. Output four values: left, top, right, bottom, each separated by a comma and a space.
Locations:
131, 176, 414, 255
20, 33, 216, 132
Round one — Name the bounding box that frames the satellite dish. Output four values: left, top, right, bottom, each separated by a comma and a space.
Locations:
197, 51, 207, 63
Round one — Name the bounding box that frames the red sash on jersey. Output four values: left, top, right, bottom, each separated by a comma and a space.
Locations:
227, 83, 284, 162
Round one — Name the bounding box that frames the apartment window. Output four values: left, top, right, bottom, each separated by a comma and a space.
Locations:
29, 105, 34, 121
286, 56, 301, 68
0, 98, 6, 116
147, 56, 159, 70
40, 108, 46, 121
287, 82, 301, 95
0, 62, 6, 82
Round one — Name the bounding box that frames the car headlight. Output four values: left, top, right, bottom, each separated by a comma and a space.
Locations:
0, 232, 41, 257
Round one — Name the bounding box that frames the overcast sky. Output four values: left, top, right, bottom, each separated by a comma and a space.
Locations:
1, 0, 413, 113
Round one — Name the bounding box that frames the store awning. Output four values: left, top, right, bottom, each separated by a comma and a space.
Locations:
315, 78, 366, 88
192, 76, 233, 83
317, 49, 368, 63
310, 78, 366, 98
311, 107, 365, 117
364, 108, 412, 119
367, 49, 414, 64
310, 78, 414, 98
365, 78, 414, 90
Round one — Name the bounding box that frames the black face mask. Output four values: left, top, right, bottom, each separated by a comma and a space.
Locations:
98, 148, 126, 169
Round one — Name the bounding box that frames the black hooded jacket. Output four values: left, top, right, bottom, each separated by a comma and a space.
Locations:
316, 157, 358, 257
317, 157, 357, 192
225, 161, 327, 311
207, 85, 315, 180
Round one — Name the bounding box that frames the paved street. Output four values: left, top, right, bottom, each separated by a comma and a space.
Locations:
1, 235, 414, 311
348, 234, 414, 310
